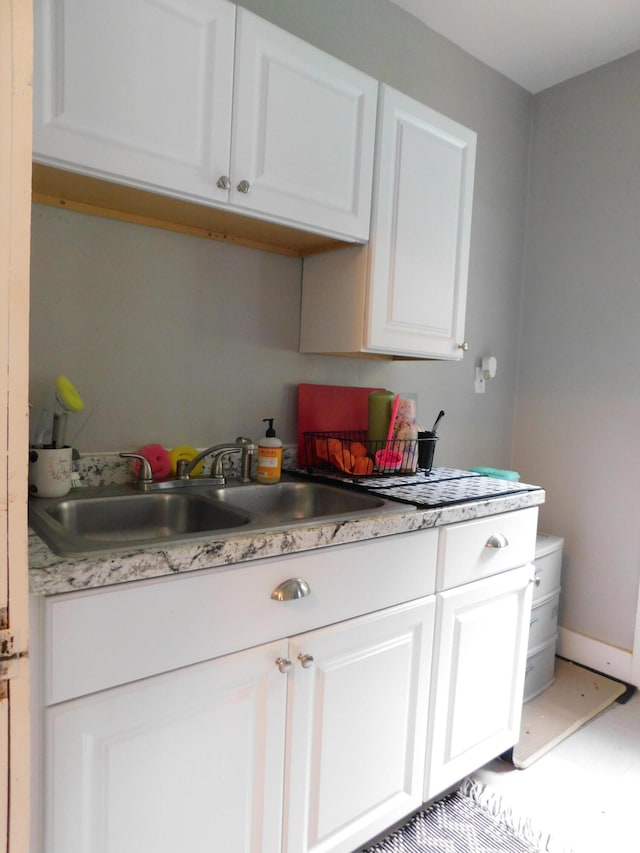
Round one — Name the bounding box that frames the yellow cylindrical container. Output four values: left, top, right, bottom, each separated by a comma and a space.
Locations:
257, 418, 282, 484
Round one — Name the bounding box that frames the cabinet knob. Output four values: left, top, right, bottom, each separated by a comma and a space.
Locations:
237, 179, 251, 194
271, 578, 311, 601
276, 657, 293, 674
485, 533, 509, 549
458, 341, 469, 351
298, 653, 314, 669
216, 175, 231, 190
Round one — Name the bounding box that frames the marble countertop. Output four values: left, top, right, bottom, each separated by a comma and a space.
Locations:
29, 485, 545, 596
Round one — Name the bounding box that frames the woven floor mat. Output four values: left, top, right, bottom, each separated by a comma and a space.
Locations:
363, 778, 569, 852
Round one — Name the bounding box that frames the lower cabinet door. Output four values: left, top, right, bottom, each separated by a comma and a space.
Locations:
283, 597, 436, 853
425, 565, 533, 799
44, 640, 288, 853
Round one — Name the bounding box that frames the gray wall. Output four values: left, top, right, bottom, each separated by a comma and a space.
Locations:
30, 0, 532, 474
514, 51, 640, 652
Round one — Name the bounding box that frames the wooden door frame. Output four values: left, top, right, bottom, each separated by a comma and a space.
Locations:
1, 2, 32, 851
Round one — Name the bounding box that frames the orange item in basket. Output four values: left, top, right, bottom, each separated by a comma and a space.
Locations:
314, 438, 329, 461
330, 446, 355, 472
314, 436, 373, 474
353, 456, 374, 475
349, 441, 369, 458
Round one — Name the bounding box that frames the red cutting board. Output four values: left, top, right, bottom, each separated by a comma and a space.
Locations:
297, 383, 383, 466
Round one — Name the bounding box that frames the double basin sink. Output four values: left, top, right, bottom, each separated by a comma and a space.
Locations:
29, 475, 409, 557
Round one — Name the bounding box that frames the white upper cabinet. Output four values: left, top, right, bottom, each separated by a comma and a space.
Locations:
33, 0, 378, 242
300, 84, 477, 359
33, 0, 237, 205
230, 8, 377, 240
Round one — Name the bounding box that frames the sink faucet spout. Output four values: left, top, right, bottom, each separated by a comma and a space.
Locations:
178, 437, 256, 483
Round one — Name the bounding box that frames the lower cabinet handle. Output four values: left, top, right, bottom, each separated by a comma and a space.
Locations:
271, 578, 311, 601
485, 533, 509, 549
298, 653, 314, 669
276, 657, 293, 674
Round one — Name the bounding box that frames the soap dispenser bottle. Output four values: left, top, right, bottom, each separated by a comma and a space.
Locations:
257, 418, 282, 484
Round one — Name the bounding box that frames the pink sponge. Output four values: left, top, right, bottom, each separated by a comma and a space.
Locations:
132, 443, 172, 481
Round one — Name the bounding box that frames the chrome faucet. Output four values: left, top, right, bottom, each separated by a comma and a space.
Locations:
177, 436, 256, 483
119, 453, 154, 488
121, 437, 255, 491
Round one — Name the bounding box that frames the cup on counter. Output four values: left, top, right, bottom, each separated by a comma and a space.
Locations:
417, 432, 438, 472
28, 446, 73, 498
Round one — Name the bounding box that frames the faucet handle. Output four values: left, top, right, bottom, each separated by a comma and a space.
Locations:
119, 452, 153, 485
175, 458, 190, 480
235, 436, 256, 482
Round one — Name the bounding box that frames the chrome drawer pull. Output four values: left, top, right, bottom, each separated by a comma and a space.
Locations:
271, 578, 311, 601
485, 533, 509, 549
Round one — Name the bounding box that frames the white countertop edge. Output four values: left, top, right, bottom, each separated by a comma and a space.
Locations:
29, 489, 545, 596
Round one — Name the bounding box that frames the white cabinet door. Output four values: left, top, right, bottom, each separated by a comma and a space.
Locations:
284, 597, 435, 853
33, 1, 376, 241
300, 85, 476, 359
230, 8, 377, 240
44, 640, 288, 853
33, 0, 236, 204
425, 565, 532, 799
366, 85, 476, 358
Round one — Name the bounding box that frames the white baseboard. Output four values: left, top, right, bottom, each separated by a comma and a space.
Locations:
557, 626, 634, 685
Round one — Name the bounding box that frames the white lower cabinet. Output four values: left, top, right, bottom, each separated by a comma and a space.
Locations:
424, 565, 533, 799
284, 599, 435, 853
31, 510, 539, 852
42, 598, 435, 853
46, 639, 289, 853
424, 507, 538, 799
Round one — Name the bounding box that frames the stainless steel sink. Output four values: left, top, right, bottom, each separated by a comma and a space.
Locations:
208, 480, 388, 522
47, 492, 250, 540
29, 488, 250, 555
29, 475, 410, 557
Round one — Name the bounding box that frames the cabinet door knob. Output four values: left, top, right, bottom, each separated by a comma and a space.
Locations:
276, 657, 293, 674
298, 653, 314, 669
485, 533, 509, 549
271, 578, 311, 601
458, 341, 469, 351
216, 175, 231, 190
237, 179, 251, 194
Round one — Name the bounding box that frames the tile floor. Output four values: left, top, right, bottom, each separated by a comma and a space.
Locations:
473, 689, 640, 853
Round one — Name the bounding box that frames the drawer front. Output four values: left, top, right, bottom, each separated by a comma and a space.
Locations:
524, 636, 557, 702
533, 549, 563, 602
436, 507, 538, 591
528, 589, 560, 650
44, 529, 438, 704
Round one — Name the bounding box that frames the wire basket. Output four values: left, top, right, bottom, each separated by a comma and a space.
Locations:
303, 430, 423, 476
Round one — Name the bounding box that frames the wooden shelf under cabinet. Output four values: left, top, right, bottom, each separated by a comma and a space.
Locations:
32, 164, 352, 258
